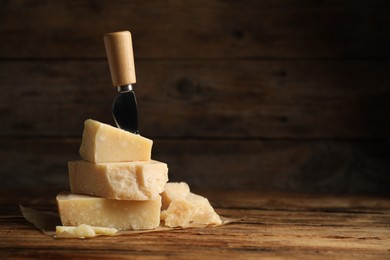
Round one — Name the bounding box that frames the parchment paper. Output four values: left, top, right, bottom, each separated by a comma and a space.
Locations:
20, 205, 236, 239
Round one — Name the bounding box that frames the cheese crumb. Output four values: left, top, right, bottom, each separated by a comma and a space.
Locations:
161, 182, 222, 227
56, 224, 118, 238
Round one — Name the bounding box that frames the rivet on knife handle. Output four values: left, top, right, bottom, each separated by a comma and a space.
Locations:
104, 31, 139, 134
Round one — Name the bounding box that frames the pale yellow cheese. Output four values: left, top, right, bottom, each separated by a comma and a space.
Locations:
79, 119, 153, 163
56, 224, 118, 238
69, 160, 168, 200
57, 192, 161, 230
161, 182, 190, 210
160, 182, 222, 227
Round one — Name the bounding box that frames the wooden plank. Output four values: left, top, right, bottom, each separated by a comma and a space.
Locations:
3, 190, 390, 217
0, 0, 388, 58
0, 192, 389, 259
1, 60, 389, 138
1, 211, 390, 259
205, 191, 390, 213
1, 138, 389, 194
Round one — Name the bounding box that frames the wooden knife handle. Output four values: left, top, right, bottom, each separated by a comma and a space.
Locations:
104, 31, 136, 86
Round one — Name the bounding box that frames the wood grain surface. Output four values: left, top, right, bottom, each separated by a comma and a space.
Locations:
1, 191, 389, 259
0, 0, 389, 194
0, 0, 388, 58
1, 60, 389, 138
1, 138, 389, 194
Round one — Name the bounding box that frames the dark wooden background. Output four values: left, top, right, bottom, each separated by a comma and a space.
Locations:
1, 0, 389, 195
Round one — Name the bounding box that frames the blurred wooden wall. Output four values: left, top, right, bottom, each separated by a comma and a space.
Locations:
1, 0, 389, 194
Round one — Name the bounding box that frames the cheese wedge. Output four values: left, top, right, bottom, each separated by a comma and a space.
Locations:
69, 160, 168, 200
161, 182, 222, 227
79, 119, 153, 163
57, 192, 161, 230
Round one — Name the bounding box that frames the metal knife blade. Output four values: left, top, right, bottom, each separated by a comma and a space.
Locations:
112, 86, 139, 134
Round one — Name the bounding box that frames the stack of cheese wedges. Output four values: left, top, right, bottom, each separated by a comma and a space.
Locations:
57, 119, 222, 231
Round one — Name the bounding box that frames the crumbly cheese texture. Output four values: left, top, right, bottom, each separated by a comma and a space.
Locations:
79, 119, 153, 163
56, 224, 118, 238
69, 160, 168, 200
161, 182, 190, 210
161, 182, 222, 227
57, 192, 161, 230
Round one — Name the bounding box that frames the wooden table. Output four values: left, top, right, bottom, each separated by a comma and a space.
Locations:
1, 190, 390, 259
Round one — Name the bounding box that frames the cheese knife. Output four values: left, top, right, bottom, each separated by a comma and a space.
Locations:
104, 31, 139, 134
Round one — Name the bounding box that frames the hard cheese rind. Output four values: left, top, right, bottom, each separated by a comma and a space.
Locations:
69, 160, 168, 200
79, 119, 153, 163
57, 192, 161, 230
161, 182, 222, 227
